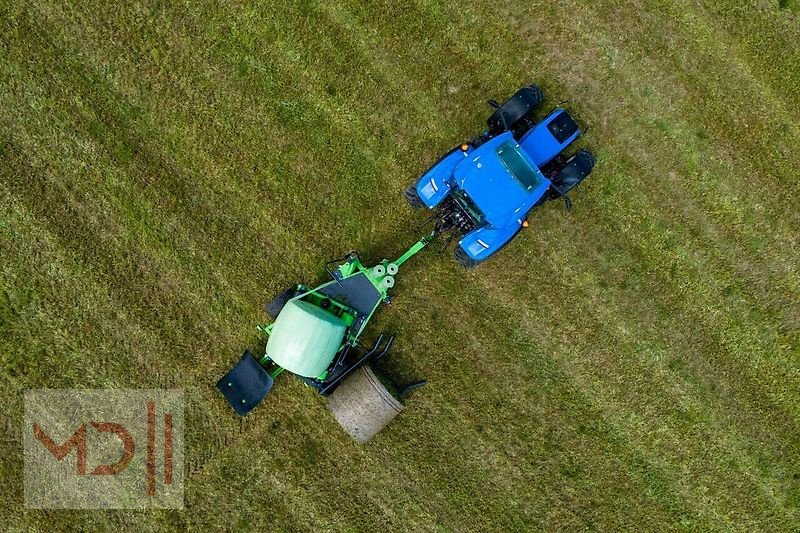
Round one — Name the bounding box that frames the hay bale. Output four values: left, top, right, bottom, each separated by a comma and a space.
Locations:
328, 365, 404, 443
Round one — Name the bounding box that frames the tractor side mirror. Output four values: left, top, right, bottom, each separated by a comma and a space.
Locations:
549, 183, 574, 212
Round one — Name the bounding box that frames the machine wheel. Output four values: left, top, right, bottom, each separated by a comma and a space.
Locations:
550, 149, 596, 197
454, 245, 480, 269
404, 183, 425, 208
265, 286, 299, 318
487, 84, 544, 136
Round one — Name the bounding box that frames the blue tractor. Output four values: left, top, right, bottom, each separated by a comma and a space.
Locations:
405, 84, 596, 268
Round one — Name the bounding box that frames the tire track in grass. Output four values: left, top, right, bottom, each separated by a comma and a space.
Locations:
182, 378, 443, 530
25, 0, 368, 286
8, 1, 321, 295
587, 135, 799, 431
0, 32, 268, 517
0, 7, 264, 330
0, 100, 236, 375
0, 185, 187, 529
488, 141, 799, 522
474, 251, 794, 528
534, 146, 800, 520
381, 279, 695, 529
495, 0, 800, 426
3, 147, 256, 498
696, 0, 800, 114
355, 269, 693, 528
557, 260, 791, 524
590, 157, 799, 516
584, 0, 800, 288
594, 0, 800, 415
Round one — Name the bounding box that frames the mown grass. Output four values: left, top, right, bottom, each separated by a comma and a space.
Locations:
1, 0, 798, 530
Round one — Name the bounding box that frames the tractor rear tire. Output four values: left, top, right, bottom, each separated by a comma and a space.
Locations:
550, 149, 596, 196
487, 84, 544, 135
404, 183, 425, 208
454, 245, 480, 269
265, 286, 299, 318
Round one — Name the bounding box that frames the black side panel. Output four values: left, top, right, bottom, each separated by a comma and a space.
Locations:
266, 286, 300, 318
217, 351, 274, 416
318, 272, 382, 316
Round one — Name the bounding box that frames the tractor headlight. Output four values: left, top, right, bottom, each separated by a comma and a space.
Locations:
467, 241, 486, 256
429, 178, 438, 192
420, 181, 436, 200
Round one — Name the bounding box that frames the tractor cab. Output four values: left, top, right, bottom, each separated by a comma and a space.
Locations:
454, 133, 552, 227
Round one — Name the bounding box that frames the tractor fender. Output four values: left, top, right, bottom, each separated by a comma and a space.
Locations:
458, 222, 522, 262
415, 147, 470, 208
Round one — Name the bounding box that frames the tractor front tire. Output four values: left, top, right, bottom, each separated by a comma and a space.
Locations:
404, 183, 425, 208
454, 246, 480, 269
266, 286, 299, 318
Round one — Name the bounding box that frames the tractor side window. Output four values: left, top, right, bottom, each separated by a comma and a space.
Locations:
495, 141, 543, 190
547, 111, 579, 144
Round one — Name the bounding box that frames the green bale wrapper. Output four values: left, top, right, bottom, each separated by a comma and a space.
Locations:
266, 300, 347, 378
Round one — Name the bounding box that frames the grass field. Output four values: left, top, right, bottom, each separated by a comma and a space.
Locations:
1, 0, 799, 530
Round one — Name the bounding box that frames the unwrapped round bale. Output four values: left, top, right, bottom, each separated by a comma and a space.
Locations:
328, 365, 403, 443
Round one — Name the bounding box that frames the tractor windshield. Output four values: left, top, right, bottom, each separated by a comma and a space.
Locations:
495, 141, 543, 191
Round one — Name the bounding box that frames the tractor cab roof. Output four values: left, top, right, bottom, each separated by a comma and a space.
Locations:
454, 133, 551, 227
